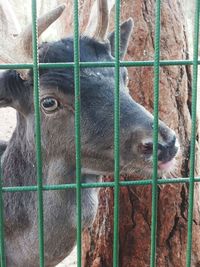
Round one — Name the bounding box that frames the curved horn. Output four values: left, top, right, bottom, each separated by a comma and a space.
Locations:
85, 0, 115, 41
19, 4, 66, 57
0, 4, 66, 80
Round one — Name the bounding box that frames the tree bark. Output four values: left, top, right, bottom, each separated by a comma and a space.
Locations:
81, 0, 200, 266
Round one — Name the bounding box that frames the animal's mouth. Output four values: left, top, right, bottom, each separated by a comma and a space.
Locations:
158, 158, 176, 171
138, 137, 179, 174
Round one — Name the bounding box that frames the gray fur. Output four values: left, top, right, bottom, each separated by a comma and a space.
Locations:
0, 141, 7, 157
108, 18, 134, 59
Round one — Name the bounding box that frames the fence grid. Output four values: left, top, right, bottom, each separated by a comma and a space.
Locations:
0, 0, 199, 266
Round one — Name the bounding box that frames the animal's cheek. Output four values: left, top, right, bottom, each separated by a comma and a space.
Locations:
25, 118, 35, 148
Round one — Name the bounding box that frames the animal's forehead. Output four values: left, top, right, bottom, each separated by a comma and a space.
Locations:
39, 37, 127, 95
80, 38, 113, 61
39, 37, 113, 64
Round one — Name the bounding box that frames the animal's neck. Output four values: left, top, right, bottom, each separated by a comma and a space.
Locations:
1, 114, 76, 235
2, 114, 35, 186
2, 111, 76, 183
1, 113, 100, 261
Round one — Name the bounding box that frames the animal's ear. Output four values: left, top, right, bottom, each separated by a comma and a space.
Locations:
0, 70, 29, 112
108, 18, 134, 59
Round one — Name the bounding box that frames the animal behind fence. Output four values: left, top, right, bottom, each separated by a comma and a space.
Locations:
0, 1, 179, 266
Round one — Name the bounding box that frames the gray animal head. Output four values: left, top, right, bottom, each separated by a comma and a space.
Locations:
0, 4, 178, 178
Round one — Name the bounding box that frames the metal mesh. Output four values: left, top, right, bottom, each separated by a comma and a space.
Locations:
0, 0, 199, 266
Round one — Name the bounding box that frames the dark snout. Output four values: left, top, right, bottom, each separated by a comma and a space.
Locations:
158, 135, 178, 162
119, 95, 179, 173
138, 131, 179, 172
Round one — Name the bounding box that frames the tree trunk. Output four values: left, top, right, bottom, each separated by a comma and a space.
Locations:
81, 0, 200, 266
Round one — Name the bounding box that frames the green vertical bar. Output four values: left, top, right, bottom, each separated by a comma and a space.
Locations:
73, 1, 82, 267
150, 0, 161, 266
32, 0, 45, 266
113, 0, 120, 266
0, 162, 5, 266
186, 0, 200, 266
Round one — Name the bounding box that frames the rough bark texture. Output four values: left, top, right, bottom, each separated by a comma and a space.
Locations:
80, 0, 200, 266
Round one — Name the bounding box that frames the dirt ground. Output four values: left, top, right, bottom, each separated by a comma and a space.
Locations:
0, 107, 77, 266
0, 108, 16, 141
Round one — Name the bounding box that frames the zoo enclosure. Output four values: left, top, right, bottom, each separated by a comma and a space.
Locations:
0, 0, 199, 267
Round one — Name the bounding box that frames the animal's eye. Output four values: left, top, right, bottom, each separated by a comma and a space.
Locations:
41, 97, 59, 113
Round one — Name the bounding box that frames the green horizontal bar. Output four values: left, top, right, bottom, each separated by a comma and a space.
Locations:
2, 177, 200, 193
0, 63, 33, 69
0, 60, 200, 70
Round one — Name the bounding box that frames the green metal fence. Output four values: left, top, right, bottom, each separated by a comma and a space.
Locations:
0, 0, 199, 266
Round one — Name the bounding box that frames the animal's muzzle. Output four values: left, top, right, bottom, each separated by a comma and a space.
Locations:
158, 136, 178, 163
139, 135, 179, 163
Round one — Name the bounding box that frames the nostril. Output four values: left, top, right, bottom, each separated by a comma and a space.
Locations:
139, 142, 165, 155
139, 142, 153, 155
